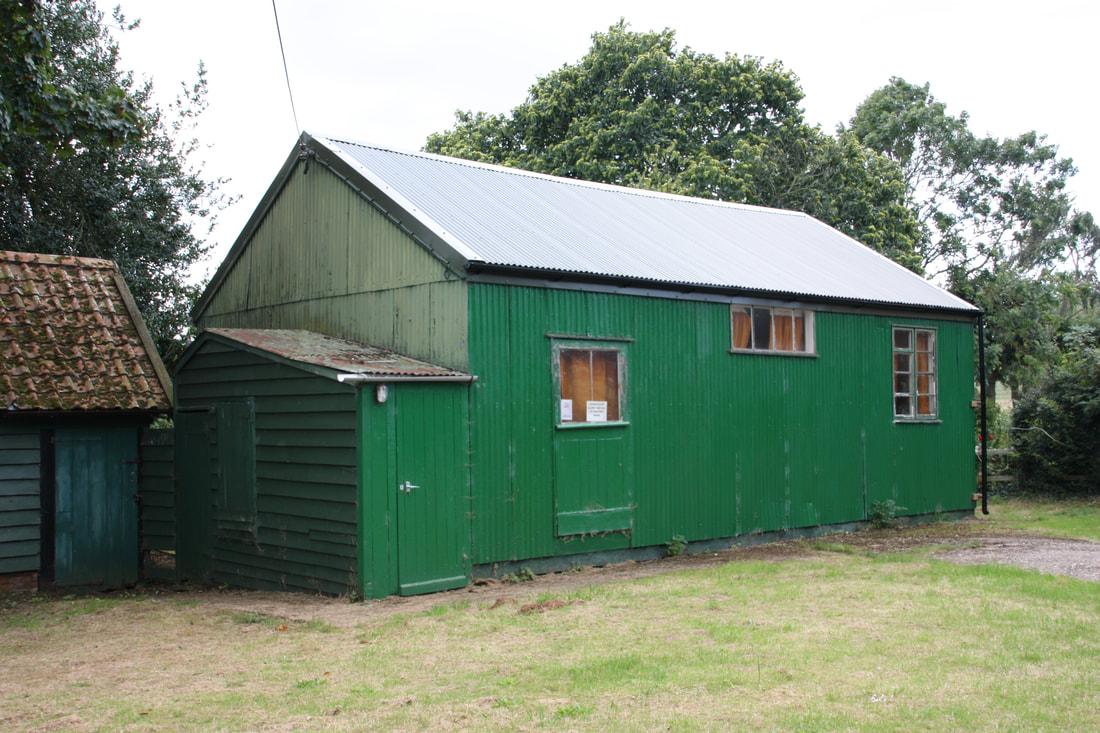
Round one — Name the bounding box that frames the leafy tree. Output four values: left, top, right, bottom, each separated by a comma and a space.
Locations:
1013, 323, 1100, 494
849, 78, 1100, 397
849, 77, 1097, 281
0, 0, 138, 161
427, 21, 921, 269
0, 0, 231, 364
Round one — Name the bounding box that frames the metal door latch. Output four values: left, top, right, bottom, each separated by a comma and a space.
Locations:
399, 481, 419, 493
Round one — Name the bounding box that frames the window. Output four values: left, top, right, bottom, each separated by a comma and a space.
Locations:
555, 346, 625, 425
731, 305, 814, 354
893, 327, 937, 419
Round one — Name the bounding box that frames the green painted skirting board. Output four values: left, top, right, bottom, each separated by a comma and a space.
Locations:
473, 509, 975, 579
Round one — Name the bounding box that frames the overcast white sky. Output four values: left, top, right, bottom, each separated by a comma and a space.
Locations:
100, 0, 1100, 281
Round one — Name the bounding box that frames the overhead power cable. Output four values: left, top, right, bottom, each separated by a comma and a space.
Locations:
271, 0, 300, 134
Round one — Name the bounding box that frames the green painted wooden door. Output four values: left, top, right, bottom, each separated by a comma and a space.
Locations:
175, 410, 213, 581
53, 427, 139, 587
395, 385, 470, 595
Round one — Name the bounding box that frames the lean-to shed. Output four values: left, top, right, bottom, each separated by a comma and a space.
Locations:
178, 132, 980, 598
0, 251, 171, 590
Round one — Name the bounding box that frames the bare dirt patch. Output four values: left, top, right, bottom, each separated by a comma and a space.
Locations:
938, 536, 1100, 581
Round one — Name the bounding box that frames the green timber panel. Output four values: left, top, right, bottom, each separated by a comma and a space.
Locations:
139, 428, 174, 555
0, 425, 40, 574
199, 160, 468, 369
53, 427, 139, 588
174, 339, 359, 595
215, 400, 256, 519
467, 283, 976, 565
393, 384, 471, 595
175, 410, 213, 581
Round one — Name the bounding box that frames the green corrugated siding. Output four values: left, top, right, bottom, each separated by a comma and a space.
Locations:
174, 340, 359, 595
199, 161, 468, 369
0, 425, 40, 574
467, 283, 976, 564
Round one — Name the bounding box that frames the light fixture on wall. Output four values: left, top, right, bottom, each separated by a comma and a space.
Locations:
375, 384, 388, 404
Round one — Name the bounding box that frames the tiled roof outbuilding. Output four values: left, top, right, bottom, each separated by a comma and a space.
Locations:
0, 251, 172, 413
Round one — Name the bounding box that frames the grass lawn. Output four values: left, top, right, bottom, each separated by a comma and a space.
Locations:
1, 499, 1098, 731
989, 494, 1100, 541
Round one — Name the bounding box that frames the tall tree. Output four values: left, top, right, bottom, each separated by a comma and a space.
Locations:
0, 0, 231, 363
427, 22, 921, 270
849, 77, 1097, 282
848, 78, 1100, 395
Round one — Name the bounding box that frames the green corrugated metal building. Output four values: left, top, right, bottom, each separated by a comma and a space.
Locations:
176, 133, 980, 598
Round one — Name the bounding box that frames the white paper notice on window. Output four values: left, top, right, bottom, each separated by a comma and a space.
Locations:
560, 399, 573, 422
586, 400, 608, 422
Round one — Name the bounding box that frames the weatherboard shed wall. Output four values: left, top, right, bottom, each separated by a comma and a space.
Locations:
173, 337, 360, 595
0, 424, 41, 577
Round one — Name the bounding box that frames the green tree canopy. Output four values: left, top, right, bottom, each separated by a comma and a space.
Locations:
427, 21, 921, 269
0, 0, 231, 363
848, 77, 1100, 395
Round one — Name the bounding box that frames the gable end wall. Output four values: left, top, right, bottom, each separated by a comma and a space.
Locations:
199, 161, 468, 370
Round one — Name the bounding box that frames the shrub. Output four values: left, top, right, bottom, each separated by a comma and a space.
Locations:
868, 500, 905, 529
1012, 325, 1100, 495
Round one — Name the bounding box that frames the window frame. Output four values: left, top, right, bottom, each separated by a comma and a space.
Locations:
551, 339, 629, 429
892, 326, 939, 422
729, 304, 817, 357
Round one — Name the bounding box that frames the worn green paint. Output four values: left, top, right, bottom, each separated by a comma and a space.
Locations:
198, 160, 469, 369
355, 383, 471, 598
174, 339, 359, 595
466, 283, 976, 565
186, 164, 978, 597
357, 387, 396, 599
53, 427, 139, 587
138, 427, 174, 572
393, 384, 471, 595
0, 425, 40, 574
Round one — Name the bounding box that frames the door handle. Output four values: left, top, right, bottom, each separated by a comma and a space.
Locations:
399, 481, 419, 493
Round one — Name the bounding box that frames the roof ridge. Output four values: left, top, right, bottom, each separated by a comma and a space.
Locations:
317, 135, 808, 219
0, 250, 117, 270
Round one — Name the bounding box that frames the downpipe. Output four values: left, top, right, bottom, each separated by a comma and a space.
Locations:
978, 314, 990, 515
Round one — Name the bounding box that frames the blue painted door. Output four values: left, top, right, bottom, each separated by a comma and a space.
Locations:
53, 427, 140, 587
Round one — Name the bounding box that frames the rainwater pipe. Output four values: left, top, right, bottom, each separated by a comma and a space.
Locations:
977, 314, 989, 515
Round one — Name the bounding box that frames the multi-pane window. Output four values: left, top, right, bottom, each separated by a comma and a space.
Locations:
556, 347, 624, 425
893, 327, 937, 419
731, 305, 814, 354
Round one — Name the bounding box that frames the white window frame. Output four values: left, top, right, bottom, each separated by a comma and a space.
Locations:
730, 305, 816, 356
892, 326, 938, 421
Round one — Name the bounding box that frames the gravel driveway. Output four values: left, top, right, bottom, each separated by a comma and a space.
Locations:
938, 536, 1100, 581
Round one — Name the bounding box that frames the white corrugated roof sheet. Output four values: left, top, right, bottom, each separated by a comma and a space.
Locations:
317, 135, 977, 313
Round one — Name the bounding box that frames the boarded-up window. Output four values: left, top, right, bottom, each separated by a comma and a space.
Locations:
557, 348, 623, 424
730, 305, 814, 354
893, 327, 937, 418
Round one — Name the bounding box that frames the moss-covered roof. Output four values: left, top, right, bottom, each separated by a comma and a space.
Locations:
0, 251, 171, 413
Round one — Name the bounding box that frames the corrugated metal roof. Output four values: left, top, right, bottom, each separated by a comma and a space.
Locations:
0, 250, 172, 412
317, 135, 977, 313
207, 329, 472, 379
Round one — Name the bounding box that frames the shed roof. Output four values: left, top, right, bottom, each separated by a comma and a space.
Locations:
0, 250, 172, 413
201, 329, 473, 381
